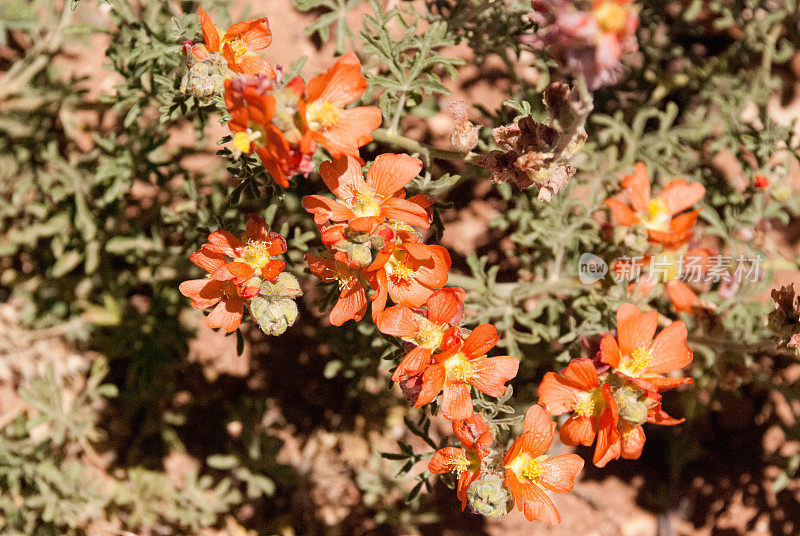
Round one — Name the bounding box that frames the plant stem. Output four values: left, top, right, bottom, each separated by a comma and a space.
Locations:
371, 128, 466, 167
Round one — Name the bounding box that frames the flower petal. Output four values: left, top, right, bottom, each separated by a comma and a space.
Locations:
415, 363, 445, 407
604, 198, 641, 226
307, 52, 368, 107
621, 162, 650, 213
319, 155, 365, 202
224, 17, 272, 51
559, 415, 596, 447
599, 332, 622, 368
428, 447, 465, 474
520, 404, 556, 457
375, 306, 419, 337
470, 356, 519, 397
198, 8, 220, 52
205, 297, 244, 333
648, 320, 691, 375
302, 195, 356, 224
442, 380, 473, 420
460, 324, 499, 359
538, 454, 584, 493
380, 197, 430, 228
658, 178, 705, 216
665, 280, 699, 313
330, 278, 367, 326
366, 153, 424, 199
392, 345, 433, 382
617, 303, 658, 356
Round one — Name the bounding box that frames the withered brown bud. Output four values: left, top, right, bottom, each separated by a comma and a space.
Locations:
449, 100, 480, 152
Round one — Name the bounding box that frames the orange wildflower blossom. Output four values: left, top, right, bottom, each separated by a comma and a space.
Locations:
600, 303, 694, 391
179, 247, 256, 333
304, 253, 368, 326
376, 287, 466, 381
368, 242, 452, 319
537, 358, 621, 467
303, 154, 430, 232
605, 162, 705, 247
503, 405, 584, 524
299, 53, 383, 158
202, 214, 287, 285
625, 247, 714, 313
428, 414, 494, 510
415, 323, 519, 420
193, 8, 274, 76
225, 75, 315, 187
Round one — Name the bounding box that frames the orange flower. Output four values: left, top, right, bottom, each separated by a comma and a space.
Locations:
625, 248, 714, 313
599, 303, 693, 391
604, 162, 705, 247
305, 254, 368, 326
299, 53, 383, 158
503, 405, 584, 524
179, 247, 254, 333
194, 8, 274, 76
537, 358, 621, 467
225, 76, 314, 187
368, 242, 451, 319
376, 287, 466, 381
429, 414, 494, 510
203, 214, 287, 285
302, 154, 430, 232
415, 323, 519, 420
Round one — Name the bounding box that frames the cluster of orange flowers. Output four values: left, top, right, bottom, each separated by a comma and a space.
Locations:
179, 9, 697, 525
606, 162, 710, 312
180, 214, 288, 333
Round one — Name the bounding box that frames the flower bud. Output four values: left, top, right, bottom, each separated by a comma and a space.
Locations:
612, 386, 648, 426
181, 58, 226, 98
771, 182, 793, 202
449, 101, 480, 152
348, 243, 373, 267
467, 473, 511, 518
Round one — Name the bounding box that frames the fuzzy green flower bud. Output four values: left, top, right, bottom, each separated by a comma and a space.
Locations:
348, 243, 373, 267
771, 182, 793, 202
181, 59, 226, 98
250, 295, 299, 336
466, 473, 511, 518
612, 386, 648, 426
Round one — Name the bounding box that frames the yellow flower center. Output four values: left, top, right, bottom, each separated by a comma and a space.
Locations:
231, 130, 262, 155
223, 35, 248, 60
451, 451, 471, 474
593, 1, 629, 32
444, 353, 475, 383
508, 453, 548, 483
352, 186, 382, 217
414, 318, 445, 348
572, 390, 600, 418
621, 345, 652, 377
387, 249, 414, 281
641, 198, 670, 232
306, 100, 342, 132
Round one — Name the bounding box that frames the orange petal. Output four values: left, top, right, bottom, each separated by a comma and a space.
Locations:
180, 279, 222, 309
538, 372, 581, 416
314, 107, 383, 158
648, 320, 691, 375
658, 178, 705, 216
604, 198, 641, 226
460, 324, 499, 359
599, 332, 622, 368
647, 403, 685, 425
319, 155, 365, 202
375, 306, 419, 337
238, 55, 275, 77
470, 356, 519, 397
304, 254, 338, 282
205, 297, 244, 333
389, 279, 434, 309
207, 230, 244, 257
521, 480, 561, 524
366, 153, 424, 199
367, 268, 388, 322
307, 52, 368, 107
620, 426, 646, 459
593, 386, 621, 467
261, 260, 285, 282
380, 197, 430, 228
516, 405, 555, 459
457, 470, 479, 510
392, 345, 433, 382
452, 414, 490, 449
559, 415, 596, 447
330, 278, 367, 326
198, 8, 220, 52
561, 358, 600, 391
441, 380, 473, 420
403, 243, 451, 288
621, 162, 650, 213
224, 17, 272, 51
425, 287, 465, 326
428, 447, 465, 474
616, 303, 658, 356
189, 247, 227, 273
665, 280, 699, 313
538, 454, 584, 493
302, 195, 356, 224
415, 363, 445, 407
